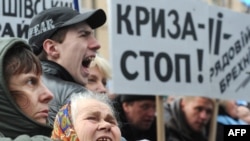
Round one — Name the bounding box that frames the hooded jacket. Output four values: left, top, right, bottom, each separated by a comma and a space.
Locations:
113, 95, 157, 141
40, 60, 87, 127
0, 38, 52, 140
164, 98, 208, 141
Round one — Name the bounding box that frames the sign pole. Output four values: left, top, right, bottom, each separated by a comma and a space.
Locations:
156, 96, 166, 141
208, 99, 219, 141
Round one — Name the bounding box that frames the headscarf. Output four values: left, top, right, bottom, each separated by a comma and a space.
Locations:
51, 102, 79, 141
0, 38, 52, 138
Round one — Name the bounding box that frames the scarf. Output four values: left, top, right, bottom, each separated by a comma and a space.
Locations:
51, 102, 79, 141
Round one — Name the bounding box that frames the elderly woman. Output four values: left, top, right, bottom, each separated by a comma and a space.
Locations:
51, 91, 123, 141
0, 37, 54, 140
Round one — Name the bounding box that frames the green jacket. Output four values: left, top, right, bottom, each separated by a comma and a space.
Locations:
0, 38, 52, 140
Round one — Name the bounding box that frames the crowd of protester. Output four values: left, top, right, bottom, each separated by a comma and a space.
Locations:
0, 5, 250, 141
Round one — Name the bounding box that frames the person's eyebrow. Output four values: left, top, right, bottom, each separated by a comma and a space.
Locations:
78, 28, 93, 34
88, 74, 97, 79
105, 113, 117, 124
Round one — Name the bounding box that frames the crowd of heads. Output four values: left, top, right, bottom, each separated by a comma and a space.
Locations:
0, 5, 249, 141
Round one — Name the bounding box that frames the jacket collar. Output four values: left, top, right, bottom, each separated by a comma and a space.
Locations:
41, 60, 75, 83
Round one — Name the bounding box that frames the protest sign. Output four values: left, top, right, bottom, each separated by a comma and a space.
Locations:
0, 0, 76, 40
108, 0, 250, 100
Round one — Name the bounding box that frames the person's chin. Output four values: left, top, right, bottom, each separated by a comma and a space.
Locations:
193, 126, 203, 133
140, 124, 151, 130
36, 118, 47, 125
77, 79, 88, 86
75, 74, 88, 85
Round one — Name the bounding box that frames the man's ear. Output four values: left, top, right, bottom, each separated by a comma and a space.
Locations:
43, 39, 59, 59
180, 99, 185, 108
122, 102, 130, 112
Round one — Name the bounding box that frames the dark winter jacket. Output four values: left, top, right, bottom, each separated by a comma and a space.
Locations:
164, 98, 208, 141
113, 96, 157, 141
0, 38, 52, 140
40, 60, 88, 126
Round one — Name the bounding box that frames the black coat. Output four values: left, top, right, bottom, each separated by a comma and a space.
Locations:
112, 96, 157, 141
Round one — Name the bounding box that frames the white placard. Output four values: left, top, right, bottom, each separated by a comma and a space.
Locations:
108, 0, 250, 100
0, 0, 77, 41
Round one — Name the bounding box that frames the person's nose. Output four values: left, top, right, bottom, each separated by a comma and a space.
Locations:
88, 37, 101, 51
96, 82, 107, 94
98, 120, 112, 132
200, 110, 209, 120
39, 82, 54, 103
147, 107, 156, 117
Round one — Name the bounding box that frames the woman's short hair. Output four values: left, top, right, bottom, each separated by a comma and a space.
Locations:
90, 55, 112, 79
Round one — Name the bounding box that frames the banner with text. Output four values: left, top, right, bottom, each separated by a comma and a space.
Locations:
108, 0, 250, 100
0, 0, 76, 41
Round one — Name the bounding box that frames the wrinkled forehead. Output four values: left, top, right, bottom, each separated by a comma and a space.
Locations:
77, 99, 114, 115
